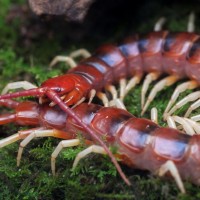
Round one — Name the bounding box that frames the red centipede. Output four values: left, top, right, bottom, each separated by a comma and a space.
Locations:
2, 30, 200, 126
1, 30, 200, 114
1, 14, 200, 189
1, 99, 200, 193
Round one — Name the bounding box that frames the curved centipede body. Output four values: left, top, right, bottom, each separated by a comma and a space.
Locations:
2, 31, 200, 118
1, 99, 200, 193
69, 103, 200, 191
1, 13, 200, 192
71, 31, 199, 83
43, 30, 200, 132
40, 31, 200, 106
0, 14, 198, 115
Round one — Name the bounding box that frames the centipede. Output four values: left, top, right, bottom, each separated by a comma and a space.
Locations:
1, 12, 200, 194
1, 14, 200, 119
1, 98, 198, 193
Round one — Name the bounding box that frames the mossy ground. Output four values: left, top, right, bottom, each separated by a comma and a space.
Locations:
1, 0, 200, 199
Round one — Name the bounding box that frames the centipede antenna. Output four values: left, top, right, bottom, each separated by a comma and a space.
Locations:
187, 12, 195, 32
154, 17, 166, 31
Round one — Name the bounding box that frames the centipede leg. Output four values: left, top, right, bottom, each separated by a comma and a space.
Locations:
109, 99, 127, 110
166, 116, 177, 129
88, 89, 96, 104
168, 116, 195, 135
157, 160, 185, 193
164, 80, 198, 117
17, 129, 74, 166
187, 12, 195, 32
166, 116, 193, 133
184, 118, 200, 133
97, 92, 109, 107
49, 56, 77, 68
166, 91, 200, 117
121, 76, 141, 100
72, 145, 106, 169
105, 85, 127, 109
154, 17, 166, 31
141, 75, 179, 116
1, 81, 37, 95
71, 97, 86, 109
51, 139, 80, 176
69, 48, 91, 59
49, 48, 91, 68
105, 85, 118, 100
0, 128, 43, 148
119, 78, 127, 100
141, 72, 160, 109
191, 114, 200, 122
151, 107, 158, 124
184, 98, 200, 117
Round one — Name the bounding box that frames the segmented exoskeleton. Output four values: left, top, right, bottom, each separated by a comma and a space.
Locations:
1, 14, 199, 118
1, 13, 200, 189
1, 99, 200, 193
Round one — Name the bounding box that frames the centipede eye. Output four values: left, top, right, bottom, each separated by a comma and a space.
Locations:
55, 87, 61, 93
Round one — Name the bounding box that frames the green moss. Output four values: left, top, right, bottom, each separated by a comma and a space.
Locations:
1, 1, 200, 199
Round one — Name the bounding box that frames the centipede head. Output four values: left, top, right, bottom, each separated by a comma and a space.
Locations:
0, 74, 75, 105
40, 74, 76, 105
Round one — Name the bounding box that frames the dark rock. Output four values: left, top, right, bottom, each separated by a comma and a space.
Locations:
28, 0, 96, 22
